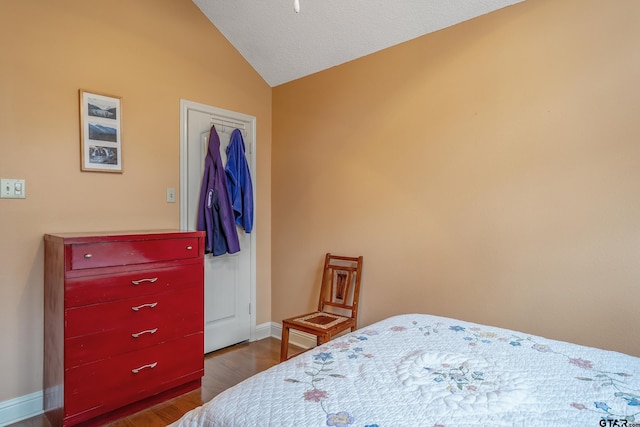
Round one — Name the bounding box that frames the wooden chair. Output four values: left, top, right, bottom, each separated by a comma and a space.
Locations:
280, 253, 364, 362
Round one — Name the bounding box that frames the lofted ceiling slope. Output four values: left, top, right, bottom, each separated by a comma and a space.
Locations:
193, 0, 524, 87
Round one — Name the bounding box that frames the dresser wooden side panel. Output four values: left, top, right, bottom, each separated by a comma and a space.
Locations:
44, 235, 66, 427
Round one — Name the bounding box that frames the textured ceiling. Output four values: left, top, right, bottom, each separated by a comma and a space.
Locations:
192, 0, 524, 87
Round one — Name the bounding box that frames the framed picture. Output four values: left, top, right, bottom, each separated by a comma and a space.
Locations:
79, 90, 123, 173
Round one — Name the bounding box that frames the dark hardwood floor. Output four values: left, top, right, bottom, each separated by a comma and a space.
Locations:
9, 337, 303, 427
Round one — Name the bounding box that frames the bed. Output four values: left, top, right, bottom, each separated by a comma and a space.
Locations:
173, 313, 640, 427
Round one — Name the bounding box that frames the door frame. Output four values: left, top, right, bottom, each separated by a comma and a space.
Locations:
179, 99, 257, 342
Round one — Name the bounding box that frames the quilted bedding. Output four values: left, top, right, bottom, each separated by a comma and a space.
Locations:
173, 314, 640, 427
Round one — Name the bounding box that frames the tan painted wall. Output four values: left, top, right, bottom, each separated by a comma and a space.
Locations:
0, 1, 272, 401
272, 0, 640, 357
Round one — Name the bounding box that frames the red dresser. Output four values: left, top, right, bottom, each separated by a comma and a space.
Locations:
43, 230, 205, 427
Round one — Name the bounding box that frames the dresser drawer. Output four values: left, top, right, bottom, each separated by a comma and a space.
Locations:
65, 263, 203, 307
69, 237, 199, 270
64, 333, 203, 423
65, 286, 202, 340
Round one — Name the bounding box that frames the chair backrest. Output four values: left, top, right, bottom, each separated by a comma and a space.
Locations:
317, 253, 364, 322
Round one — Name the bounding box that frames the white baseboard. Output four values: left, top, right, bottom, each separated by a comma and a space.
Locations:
0, 390, 43, 427
253, 321, 272, 341
269, 322, 316, 349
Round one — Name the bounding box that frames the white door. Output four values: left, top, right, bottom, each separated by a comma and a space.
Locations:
180, 100, 256, 354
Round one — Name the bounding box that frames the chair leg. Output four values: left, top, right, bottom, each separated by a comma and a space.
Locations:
280, 324, 290, 362
317, 333, 330, 346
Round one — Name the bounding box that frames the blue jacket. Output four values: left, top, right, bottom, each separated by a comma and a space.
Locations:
225, 129, 254, 233
197, 126, 240, 255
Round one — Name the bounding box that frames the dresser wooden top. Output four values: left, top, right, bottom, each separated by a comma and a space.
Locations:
45, 230, 204, 244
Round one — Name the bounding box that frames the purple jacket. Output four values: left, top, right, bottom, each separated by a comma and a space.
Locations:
197, 126, 240, 255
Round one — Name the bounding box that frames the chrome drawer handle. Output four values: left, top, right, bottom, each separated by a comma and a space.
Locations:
131, 277, 158, 285
186, 246, 193, 250
131, 302, 158, 311
84, 253, 92, 259
131, 362, 158, 374
131, 328, 158, 338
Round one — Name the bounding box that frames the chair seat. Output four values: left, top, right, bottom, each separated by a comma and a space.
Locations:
284, 311, 354, 332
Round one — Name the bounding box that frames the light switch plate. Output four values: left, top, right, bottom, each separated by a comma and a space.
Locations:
166, 187, 176, 203
1, 178, 26, 199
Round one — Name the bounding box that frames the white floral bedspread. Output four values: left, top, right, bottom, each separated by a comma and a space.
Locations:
173, 314, 640, 427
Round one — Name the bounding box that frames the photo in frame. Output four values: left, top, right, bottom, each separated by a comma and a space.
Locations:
79, 90, 123, 172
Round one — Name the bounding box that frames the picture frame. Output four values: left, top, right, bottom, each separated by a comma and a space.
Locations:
79, 90, 123, 173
